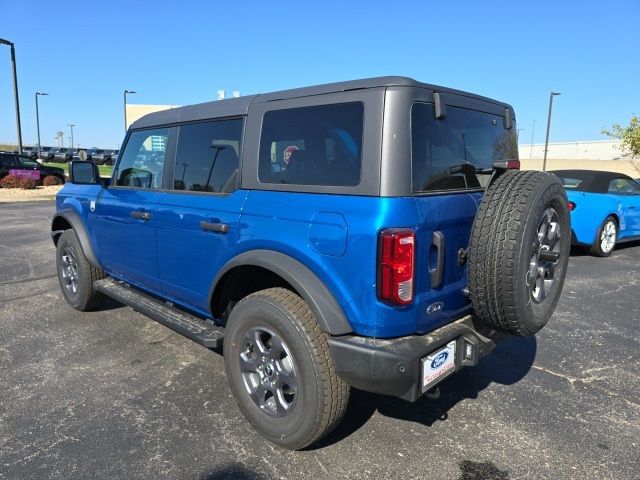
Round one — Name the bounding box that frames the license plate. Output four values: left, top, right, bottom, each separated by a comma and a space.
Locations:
421, 340, 456, 391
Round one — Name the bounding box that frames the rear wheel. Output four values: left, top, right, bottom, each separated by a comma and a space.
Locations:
468, 170, 571, 336
223, 288, 349, 450
590, 216, 617, 257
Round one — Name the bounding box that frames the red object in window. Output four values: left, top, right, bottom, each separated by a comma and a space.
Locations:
378, 229, 415, 306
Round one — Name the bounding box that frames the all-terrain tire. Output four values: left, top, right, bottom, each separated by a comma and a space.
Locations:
223, 287, 350, 450
56, 229, 106, 311
468, 170, 571, 336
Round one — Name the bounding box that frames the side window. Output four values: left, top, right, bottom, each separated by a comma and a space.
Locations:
258, 103, 363, 187
609, 178, 640, 195
115, 128, 169, 189
174, 118, 243, 193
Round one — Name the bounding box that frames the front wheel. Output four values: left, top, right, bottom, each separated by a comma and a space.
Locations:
56, 230, 105, 311
590, 216, 617, 257
223, 288, 349, 450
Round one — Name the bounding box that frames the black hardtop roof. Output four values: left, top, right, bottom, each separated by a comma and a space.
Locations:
130, 76, 514, 130
551, 169, 634, 194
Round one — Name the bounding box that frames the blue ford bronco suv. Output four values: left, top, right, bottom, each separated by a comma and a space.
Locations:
52, 77, 570, 449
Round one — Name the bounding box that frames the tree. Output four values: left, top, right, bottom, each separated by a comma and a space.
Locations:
602, 115, 640, 158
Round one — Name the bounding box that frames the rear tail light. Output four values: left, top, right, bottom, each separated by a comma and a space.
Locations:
378, 228, 415, 306
568, 201, 576, 211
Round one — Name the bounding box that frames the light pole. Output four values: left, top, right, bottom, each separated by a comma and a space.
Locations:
0, 38, 23, 154
529, 119, 536, 159
542, 92, 561, 171
67, 124, 75, 149
124, 89, 136, 132
35, 92, 49, 159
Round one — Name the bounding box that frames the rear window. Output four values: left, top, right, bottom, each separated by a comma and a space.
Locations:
411, 103, 517, 193
258, 103, 363, 187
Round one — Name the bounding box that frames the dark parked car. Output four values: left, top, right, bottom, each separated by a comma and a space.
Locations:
21, 146, 38, 160
53, 148, 76, 162
52, 76, 570, 450
91, 149, 111, 165
43, 147, 63, 162
39, 146, 54, 161
0, 152, 65, 183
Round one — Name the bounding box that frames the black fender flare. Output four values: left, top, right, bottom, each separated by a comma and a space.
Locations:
210, 250, 352, 335
51, 209, 101, 268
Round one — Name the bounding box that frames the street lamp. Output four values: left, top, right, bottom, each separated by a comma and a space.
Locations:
124, 89, 136, 132
542, 92, 561, 172
0, 38, 23, 154
67, 124, 75, 149
35, 92, 49, 159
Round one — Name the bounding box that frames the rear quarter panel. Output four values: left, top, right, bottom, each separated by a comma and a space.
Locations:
566, 190, 622, 245
239, 190, 424, 338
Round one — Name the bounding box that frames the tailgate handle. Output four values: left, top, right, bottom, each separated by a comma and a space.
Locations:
429, 231, 445, 289
200, 221, 230, 233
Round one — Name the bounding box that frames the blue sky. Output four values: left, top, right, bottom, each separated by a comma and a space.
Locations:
0, 0, 638, 148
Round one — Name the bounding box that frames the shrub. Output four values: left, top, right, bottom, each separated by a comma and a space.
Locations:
19, 178, 38, 190
43, 175, 63, 186
0, 175, 21, 189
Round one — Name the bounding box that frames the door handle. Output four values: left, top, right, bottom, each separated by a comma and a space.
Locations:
429, 231, 445, 289
131, 210, 152, 221
200, 221, 230, 233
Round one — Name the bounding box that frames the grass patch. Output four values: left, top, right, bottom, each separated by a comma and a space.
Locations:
46, 162, 113, 177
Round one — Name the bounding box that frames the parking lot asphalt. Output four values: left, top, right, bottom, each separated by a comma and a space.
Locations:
0, 201, 639, 480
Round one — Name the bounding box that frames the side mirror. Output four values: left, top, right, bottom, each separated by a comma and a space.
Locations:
69, 161, 100, 185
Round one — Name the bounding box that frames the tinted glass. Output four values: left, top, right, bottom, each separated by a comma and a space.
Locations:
174, 119, 243, 193
116, 128, 169, 188
259, 103, 363, 187
1, 155, 19, 167
411, 103, 517, 193
609, 178, 640, 195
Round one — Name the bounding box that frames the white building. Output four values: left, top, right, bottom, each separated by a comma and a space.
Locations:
518, 140, 624, 160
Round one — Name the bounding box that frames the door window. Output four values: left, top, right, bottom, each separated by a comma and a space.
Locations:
258, 103, 363, 187
174, 119, 243, 193
115, 128, 170, 189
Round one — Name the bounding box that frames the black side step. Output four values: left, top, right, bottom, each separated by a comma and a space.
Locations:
94, 278, 224, 348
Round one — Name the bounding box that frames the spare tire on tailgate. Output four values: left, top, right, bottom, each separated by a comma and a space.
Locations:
468, 170, 570, 336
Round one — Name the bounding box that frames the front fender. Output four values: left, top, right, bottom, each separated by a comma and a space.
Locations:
209, 250, 352, 335
51, 209, 101, 268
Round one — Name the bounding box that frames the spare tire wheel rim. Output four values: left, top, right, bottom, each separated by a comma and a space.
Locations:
600, 221, 616, 253
528, 207, 562, 303
239, 326, 298, 418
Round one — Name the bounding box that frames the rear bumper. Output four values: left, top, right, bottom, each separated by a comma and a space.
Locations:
328, 315, 506, 402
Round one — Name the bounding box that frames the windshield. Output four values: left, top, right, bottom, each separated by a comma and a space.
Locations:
411, 103, 517, 193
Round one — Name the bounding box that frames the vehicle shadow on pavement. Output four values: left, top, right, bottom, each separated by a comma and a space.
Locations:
198, 463, 266, 480
313, 335, 537, 449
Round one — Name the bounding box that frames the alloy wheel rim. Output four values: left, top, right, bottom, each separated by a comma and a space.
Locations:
528, 207, 562, 303
61, 246, 79, 295
600, 221, 616, 253
239, 326, 298, 417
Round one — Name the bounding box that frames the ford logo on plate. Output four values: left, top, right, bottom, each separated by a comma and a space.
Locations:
431, 351, 448, 369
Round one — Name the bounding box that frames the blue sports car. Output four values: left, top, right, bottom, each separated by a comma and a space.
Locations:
552, 170, 640, 256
